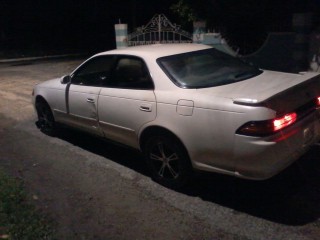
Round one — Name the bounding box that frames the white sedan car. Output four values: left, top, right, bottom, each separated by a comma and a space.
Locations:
32, 44, 320, 189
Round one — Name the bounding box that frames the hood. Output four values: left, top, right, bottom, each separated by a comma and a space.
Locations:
37, 77, 63, 89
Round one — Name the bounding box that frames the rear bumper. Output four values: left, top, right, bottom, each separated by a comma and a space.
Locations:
233, 110, 320, 180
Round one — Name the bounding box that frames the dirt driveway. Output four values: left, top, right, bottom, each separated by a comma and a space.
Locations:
0, 58, 320, 239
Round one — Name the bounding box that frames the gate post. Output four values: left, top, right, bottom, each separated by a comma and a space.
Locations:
193, 21, 206, 44
114, 23, 128, 49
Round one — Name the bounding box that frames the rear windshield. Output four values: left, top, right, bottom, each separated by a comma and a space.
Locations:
157, 48, 262, 88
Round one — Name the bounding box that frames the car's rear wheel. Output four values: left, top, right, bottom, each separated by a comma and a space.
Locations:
35, 99, 56, 136
144, 135, 192, 189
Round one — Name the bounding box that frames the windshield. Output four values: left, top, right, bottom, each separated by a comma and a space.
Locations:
157, 48, 262, 88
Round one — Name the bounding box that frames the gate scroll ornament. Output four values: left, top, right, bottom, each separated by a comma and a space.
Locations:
128, 14, 192, 46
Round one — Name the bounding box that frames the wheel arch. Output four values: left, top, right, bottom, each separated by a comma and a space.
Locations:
35, 95, 48, 104
34, 94, 57, 136
139, 126, 191, 160
35, 95, 55, 120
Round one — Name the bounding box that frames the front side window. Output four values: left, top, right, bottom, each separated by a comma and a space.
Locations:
72, 56, 116, 87
157, 48, 262, 88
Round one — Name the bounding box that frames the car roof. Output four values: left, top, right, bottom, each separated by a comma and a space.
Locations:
95, 44, 212, 59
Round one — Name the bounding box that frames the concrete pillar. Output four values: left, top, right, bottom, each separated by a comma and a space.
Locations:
114, 24, 128, 49
193, 21, 206, 44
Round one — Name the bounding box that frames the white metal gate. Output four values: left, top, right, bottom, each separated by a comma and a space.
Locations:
128, 14, 192, 46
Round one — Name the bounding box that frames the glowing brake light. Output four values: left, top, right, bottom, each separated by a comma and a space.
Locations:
236, 112, 297, 137
273, 113, 297, 131
317, 97, 320, 106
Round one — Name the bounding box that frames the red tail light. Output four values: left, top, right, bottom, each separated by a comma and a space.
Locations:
236, 112, 297, 137
317, 97, 320, 107
273, 113, 297, 131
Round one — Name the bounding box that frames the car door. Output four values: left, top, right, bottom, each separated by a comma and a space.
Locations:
67, 56, 116, 135
98, 56, 156, 148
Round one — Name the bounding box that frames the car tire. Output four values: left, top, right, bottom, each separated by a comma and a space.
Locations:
35, 99, 56, 136
144, 134, 192, 189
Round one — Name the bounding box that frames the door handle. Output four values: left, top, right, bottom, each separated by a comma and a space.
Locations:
140, 104, 152, 112
87, 98, 95, 103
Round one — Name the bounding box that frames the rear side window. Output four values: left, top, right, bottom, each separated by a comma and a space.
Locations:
105, 56, 154, 90
157, 48, 262, 88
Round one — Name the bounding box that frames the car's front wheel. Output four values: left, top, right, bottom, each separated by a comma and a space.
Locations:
144, 135, 192, 189
35, 99, 56, 136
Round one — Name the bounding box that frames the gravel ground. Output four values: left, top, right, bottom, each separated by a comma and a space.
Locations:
0, 58, 320, 239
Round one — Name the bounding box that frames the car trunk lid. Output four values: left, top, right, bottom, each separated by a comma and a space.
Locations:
197, 70, 320, 113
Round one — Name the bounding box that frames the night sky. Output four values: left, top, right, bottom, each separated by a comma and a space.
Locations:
0, 0, 176, 55
0, 0, 319, 57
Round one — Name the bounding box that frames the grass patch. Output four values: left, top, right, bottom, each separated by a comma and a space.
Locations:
0, 169, 54, 240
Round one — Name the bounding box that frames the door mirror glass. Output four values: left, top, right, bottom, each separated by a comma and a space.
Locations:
60, 75, 71, 84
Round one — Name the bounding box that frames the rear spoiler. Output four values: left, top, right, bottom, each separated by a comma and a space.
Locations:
233, 98, 259, 106
233, 73, 320, 108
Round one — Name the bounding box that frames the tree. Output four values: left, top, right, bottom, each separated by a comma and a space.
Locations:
170, 0, 272, 55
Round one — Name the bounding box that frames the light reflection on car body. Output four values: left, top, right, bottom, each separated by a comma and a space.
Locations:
32, 44, 320, 189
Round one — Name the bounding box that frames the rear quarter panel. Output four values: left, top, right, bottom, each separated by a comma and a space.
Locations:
142, 89, 276, 174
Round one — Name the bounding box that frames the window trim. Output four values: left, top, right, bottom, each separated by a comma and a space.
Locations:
71, 54, 155, 90
157, 48, 262, 89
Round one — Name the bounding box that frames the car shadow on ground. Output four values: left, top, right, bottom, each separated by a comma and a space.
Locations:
55, 127, 320, 226
185, 147, 320, 226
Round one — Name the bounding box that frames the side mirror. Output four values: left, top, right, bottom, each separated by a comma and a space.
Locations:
60, 75, 71, 84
